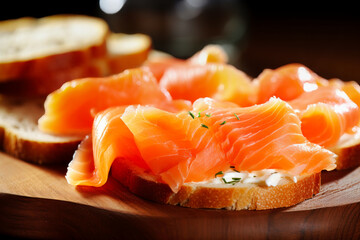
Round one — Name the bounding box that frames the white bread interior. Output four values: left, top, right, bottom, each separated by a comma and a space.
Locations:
0, 96, 82, 164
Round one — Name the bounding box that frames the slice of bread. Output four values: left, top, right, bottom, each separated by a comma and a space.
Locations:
0, 14, 109, 82
0, 14, 109, 96
111, 159, 321, 210
0, 15, 153, 97
0, 96, 82, 164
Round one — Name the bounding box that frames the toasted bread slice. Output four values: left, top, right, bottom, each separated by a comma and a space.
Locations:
0, 15, 109, 82
0, 15, 153, 96
0, 15, 109, 96
111, 159, 321, 210
0, 96, 82, 164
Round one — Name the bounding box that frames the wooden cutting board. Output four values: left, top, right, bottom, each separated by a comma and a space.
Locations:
0, 152, 359, 239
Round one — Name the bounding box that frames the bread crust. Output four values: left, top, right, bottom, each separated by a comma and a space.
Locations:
111, 159, 321, 210
0, 60, 107, 97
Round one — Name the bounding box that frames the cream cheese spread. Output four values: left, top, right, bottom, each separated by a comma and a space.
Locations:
202, 169, 298, 187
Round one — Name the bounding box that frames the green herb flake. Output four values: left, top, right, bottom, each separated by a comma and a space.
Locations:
222, 177, 241, 185
201, 123, 209, 129
232, 177, 241, 181
188, 111, 195, 119
219, 121, 226, 125
234, 113, 240, 120
215, 171, 223, 177
205, 113, 211, 117
230, 165, 239, 172
198, 111, 202, 117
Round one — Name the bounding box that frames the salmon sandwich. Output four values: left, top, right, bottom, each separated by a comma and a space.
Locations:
1, 21, 359, 210
37, 45, 360, 210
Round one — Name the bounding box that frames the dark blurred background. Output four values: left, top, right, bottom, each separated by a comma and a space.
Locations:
1, 0, 359, 80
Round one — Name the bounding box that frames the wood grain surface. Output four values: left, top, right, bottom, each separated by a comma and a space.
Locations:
0, 152, 359, 239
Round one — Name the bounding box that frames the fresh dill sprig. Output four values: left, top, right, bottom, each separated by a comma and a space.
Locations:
219, 121, 226, 125
222, 177, 242, 185
205, 113, 211, 117
188, 111, 195, 119
201, 123, 209, 129
234, 113, 240, 120
232, 177, 241, 181
215, 171, 223, 177
230, 165, 239, 172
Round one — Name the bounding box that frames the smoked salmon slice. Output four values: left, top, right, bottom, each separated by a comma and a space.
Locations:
187, 44, 228, 65
143, 44, 228, 81
254, 63, 360, 148
145, 45, 255, 106
66, 97, 336, 192
159, 63, 256, 106
66, 107, 146, 186
288, 86, 360, 147
38, 68, 190, 135
328, 79, 360, 109
255, 63, 324, 104
143, 57, 185, 81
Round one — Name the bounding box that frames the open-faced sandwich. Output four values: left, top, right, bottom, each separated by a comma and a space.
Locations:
1, 15, 360, 210
36, 45, 360, 210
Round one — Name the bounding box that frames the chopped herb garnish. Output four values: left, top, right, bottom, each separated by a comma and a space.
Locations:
232, 177, 241, 181
230, 165, 239, 172
220, 121, 226, 125
215, 171, 223, 177
201, 123, 209, 129
205, 113, 211, 117
234, 113, 240, 120
188, 111, 195, 119
222, 177, 241, 185
198, 111, 201, 117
